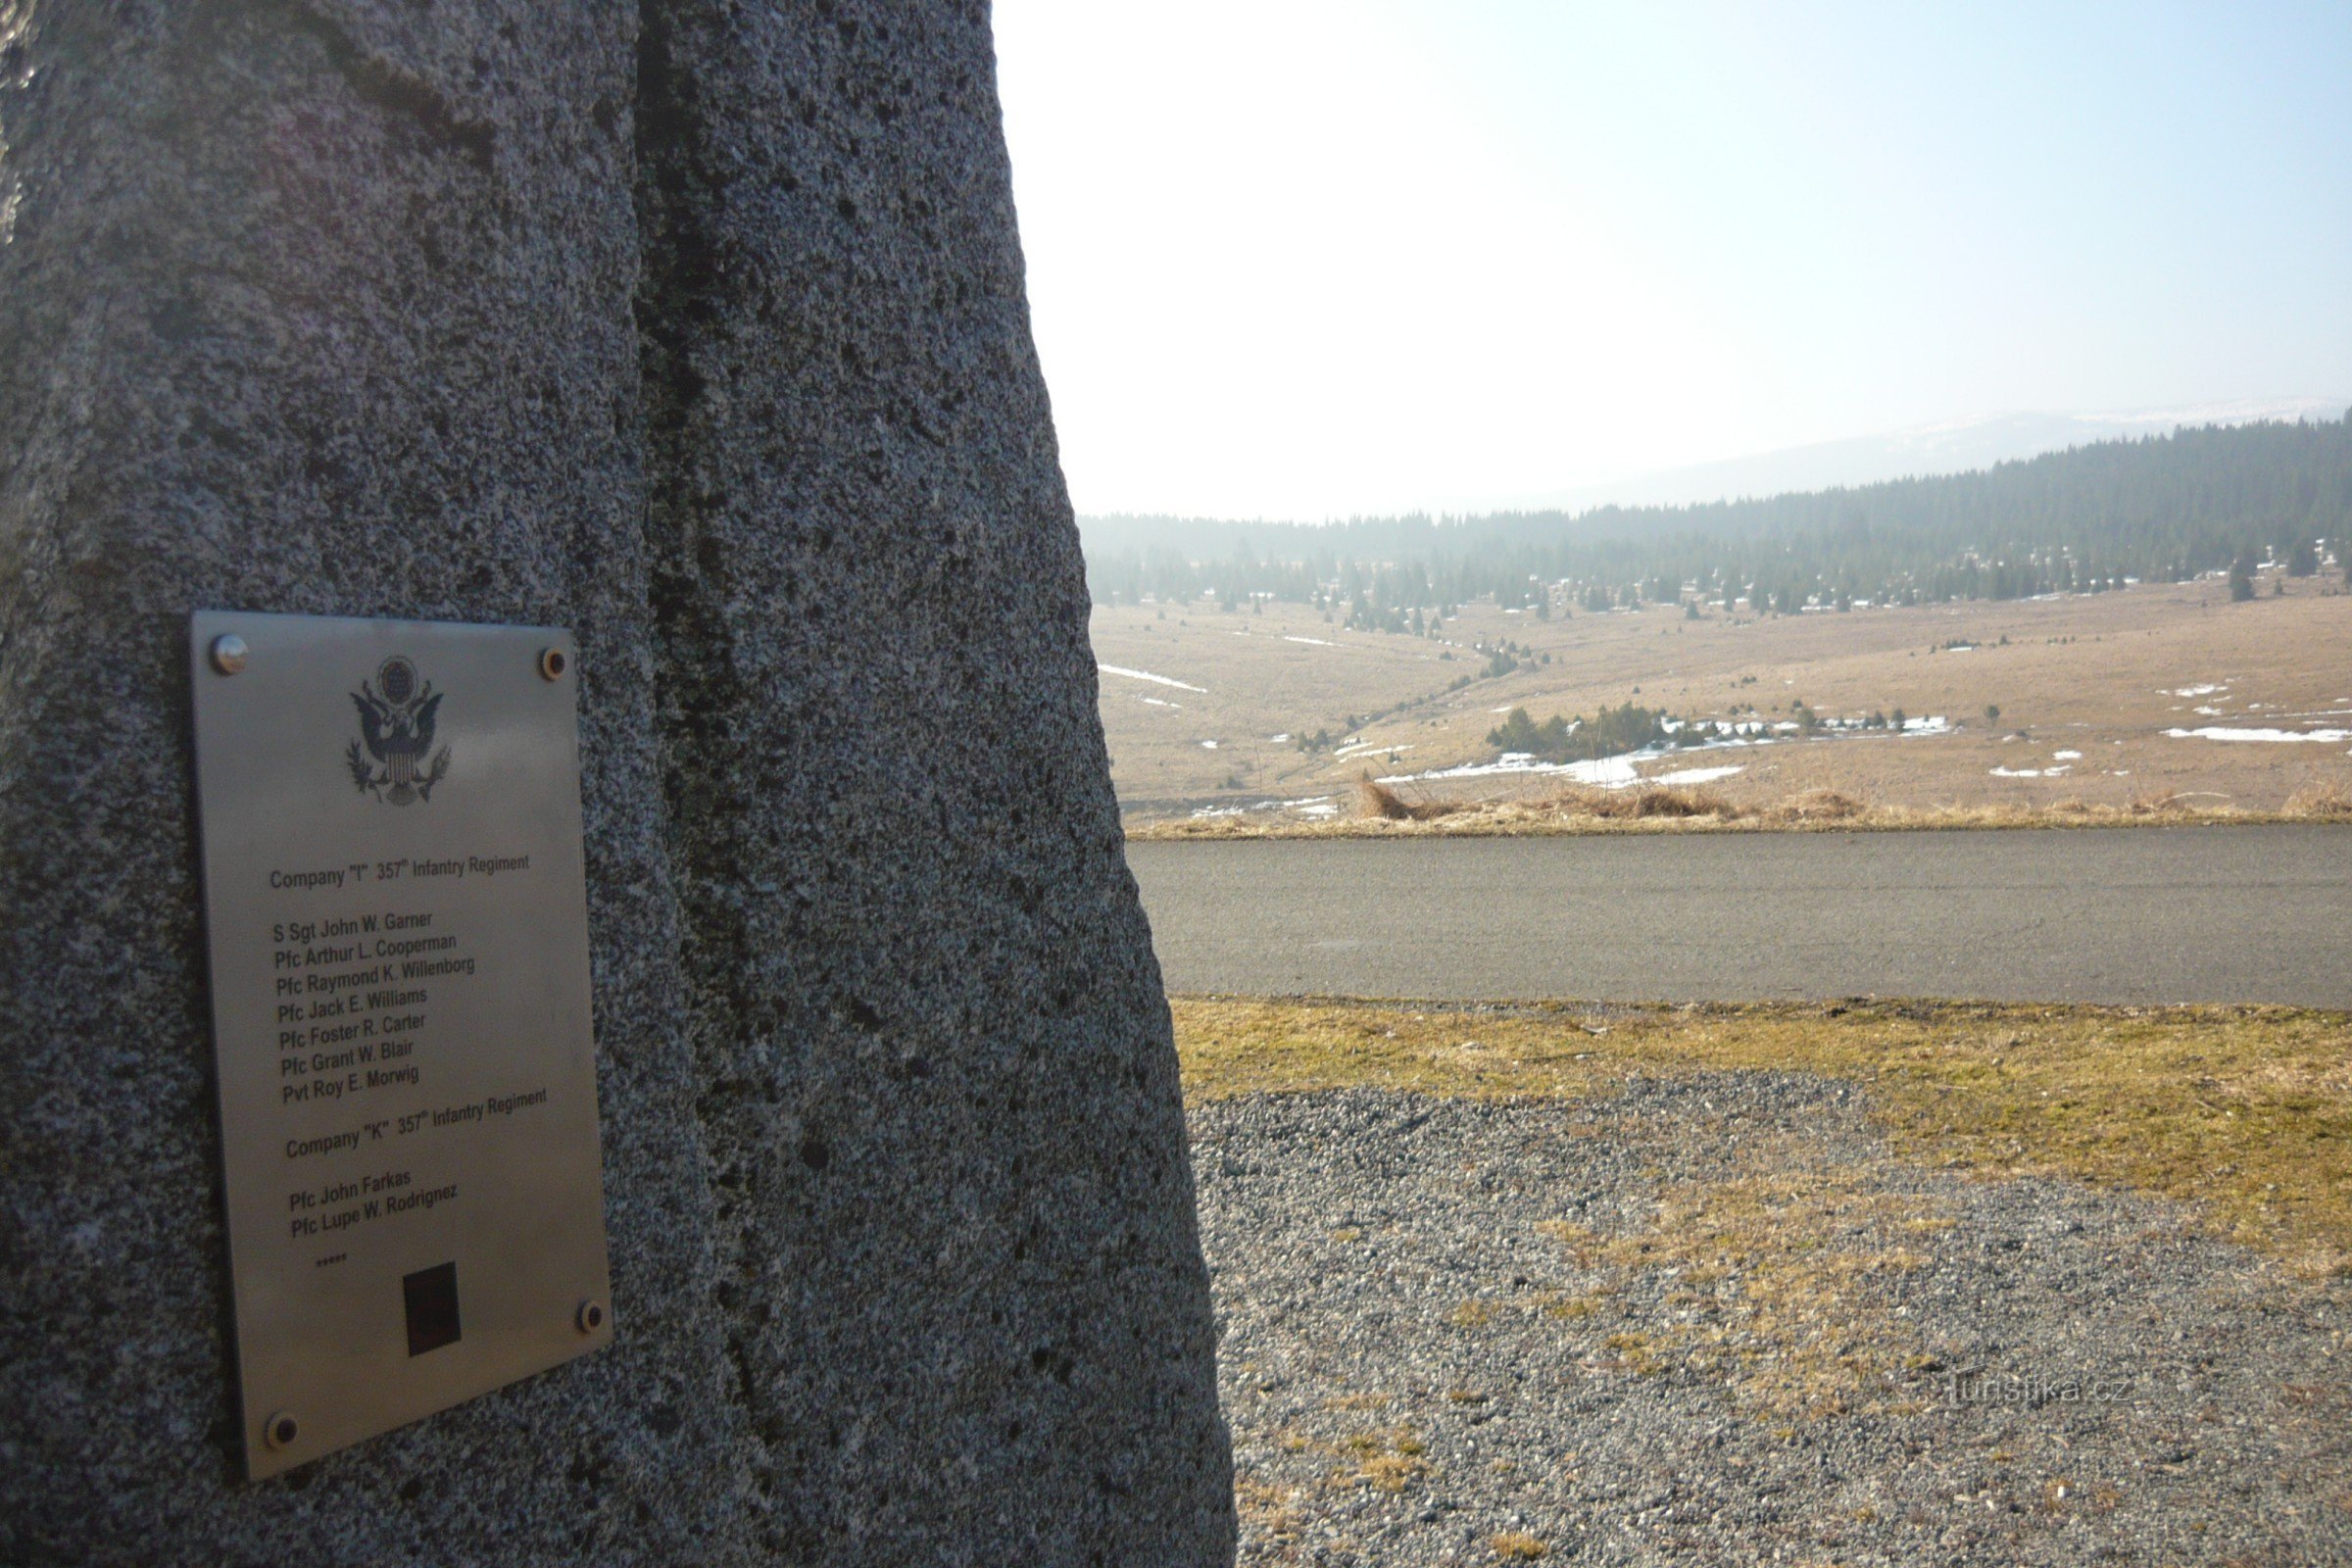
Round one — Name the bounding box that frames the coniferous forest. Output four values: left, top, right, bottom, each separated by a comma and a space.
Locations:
1081, 416, 2352, 623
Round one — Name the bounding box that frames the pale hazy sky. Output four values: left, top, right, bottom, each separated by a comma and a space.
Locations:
992, 1, 2352, 520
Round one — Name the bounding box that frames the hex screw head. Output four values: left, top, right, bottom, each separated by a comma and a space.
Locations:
264, 1410, 300, 1450
538, 647, 569, 682
210, 634, 249, 675
575, 1298, 607, 1335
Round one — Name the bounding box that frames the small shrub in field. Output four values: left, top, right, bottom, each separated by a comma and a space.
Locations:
1531, 785, 1739, 821
1491, 1532, 1548, 1560
2128, 791, 2190, 815
1627, 786, 1735, 819
1527, 785, 1611, 816
1771, 788, 1865, 822
1355, 773, 1461, 821
1358, 776, 1413, 820
2286, 778, 2352, 817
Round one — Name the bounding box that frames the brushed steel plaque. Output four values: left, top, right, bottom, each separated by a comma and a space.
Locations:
189, 612, 611, 1480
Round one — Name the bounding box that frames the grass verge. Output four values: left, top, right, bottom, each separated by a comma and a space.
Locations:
1133, 778, 2352, 839
1173, 996, 2352, 1278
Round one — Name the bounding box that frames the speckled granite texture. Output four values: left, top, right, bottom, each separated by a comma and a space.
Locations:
0, 4, 1233, 1562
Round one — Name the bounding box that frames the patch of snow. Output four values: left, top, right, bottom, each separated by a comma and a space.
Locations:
1100, 663, 1205, 693
1141, 697, 1178, 709
1562, 755, 1642, 787
1295, 802, 1339, 818
1283, 635, 1338, 647
2053, 750, 2082, 760
2193, 706, 2225, 716
1200, 740, 1219, 750
1269, 733, 1291, 743
1648, 764, 1744, 787
1384, 751, 1644, 788
1901, 715, 1951, 734
2164, 684, 2226, 698
1990, 766, 2044, 778
2164, 726, 2350, 744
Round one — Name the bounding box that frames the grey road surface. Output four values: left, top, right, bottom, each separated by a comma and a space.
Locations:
1127, 826, 2352, 1006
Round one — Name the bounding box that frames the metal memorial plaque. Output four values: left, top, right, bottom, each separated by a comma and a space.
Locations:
189, 612, 612, 1480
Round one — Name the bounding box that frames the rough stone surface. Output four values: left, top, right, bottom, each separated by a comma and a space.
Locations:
0, 3, 1233, 1562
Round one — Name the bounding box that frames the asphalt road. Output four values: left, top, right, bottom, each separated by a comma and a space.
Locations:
1127, 825, 2352, 1006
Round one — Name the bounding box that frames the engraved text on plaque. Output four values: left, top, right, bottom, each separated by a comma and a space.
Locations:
190, 612, 612, 1480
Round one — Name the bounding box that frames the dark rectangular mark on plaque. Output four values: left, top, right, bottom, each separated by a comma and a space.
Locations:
404, 1261, 462, 1356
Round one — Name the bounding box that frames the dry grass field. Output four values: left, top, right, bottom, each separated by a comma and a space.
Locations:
1094, 572, 2352, 827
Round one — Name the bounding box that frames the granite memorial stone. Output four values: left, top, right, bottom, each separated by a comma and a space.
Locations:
0, 3, 1233, 1561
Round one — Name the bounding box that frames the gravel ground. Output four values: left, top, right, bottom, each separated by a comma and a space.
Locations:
1193, 1076, 2352, 1566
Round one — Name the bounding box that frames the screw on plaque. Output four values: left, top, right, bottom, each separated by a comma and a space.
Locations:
210, 634, 249, 675
263, 1410, 300, 1450
538, 647, 569, 681
575, 1298, 607, 1334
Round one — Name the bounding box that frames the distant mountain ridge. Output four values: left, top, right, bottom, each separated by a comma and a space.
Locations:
1080, 399, 2349, 551
1536, 397, 2351, 514
1080, 414, 2352, 617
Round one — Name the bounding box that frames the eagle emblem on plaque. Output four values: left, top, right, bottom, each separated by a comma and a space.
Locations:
346, 656, 451, 806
